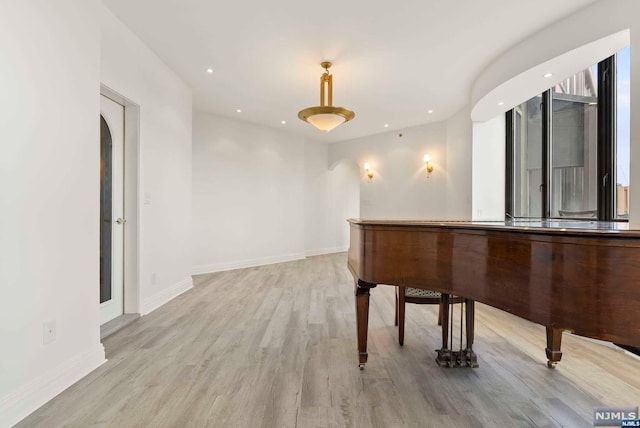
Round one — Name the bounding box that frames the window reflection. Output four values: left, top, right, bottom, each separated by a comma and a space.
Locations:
551, 66, 598, 218
513, 96, 542, 218
616, 46, 630, 219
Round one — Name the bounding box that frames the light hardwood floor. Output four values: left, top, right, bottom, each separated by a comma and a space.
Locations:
18, 253, 640, 427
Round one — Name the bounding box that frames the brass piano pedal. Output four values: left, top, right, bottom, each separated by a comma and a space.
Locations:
435, 348, 453, 367
460, 349, 479, 368
436, 348, 479, 368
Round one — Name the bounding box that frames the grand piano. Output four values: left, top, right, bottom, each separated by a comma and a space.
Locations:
347, 219, 640, 368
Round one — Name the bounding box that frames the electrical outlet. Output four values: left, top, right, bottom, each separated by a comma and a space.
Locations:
151, 272, 157, 285
43, 320, 56, 345
144, 191, 152, 205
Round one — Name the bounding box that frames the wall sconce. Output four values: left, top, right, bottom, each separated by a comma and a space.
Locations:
364, 162, 374, 181
424, 154, 434, 178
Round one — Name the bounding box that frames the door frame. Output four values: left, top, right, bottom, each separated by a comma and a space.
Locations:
100, 85, 141, 316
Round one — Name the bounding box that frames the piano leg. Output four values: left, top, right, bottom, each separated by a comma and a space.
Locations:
355, 279, 376, 369
398, 286, 405, 346
436, 294, 452, 367
465, 299, 474, 349
545, 327, 563, 368
441, 293, 450, 349
463, 299, 478, 368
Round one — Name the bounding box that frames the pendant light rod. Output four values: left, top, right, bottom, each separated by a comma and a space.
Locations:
298, 61, 355, 132
320, 62, 332, 107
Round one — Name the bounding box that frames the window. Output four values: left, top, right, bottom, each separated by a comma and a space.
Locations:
616, 46, 631, 219
550, 65, 598, 218
506, 48, 630, 221
511, 96, 543, 218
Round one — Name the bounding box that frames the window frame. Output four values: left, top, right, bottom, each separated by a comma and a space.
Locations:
505, 53, 623, 222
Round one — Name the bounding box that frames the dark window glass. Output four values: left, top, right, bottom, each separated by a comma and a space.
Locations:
100, 115, 112, 304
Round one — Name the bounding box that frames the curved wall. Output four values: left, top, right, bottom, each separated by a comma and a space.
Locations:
470, 0, 640, 225
471, 1, 634, 121
472, 30, 628, 122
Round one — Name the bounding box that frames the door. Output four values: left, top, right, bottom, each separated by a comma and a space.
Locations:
100, 95, 125, 325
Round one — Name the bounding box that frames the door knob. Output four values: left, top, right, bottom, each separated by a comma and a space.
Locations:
116, 217, 126, 224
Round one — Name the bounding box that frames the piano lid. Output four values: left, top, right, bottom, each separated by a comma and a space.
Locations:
347, 218, 640, 237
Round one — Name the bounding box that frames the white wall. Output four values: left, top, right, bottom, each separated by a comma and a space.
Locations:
445, 106, 473, 219
472, 115, 506, 221
329, 119, 474, 220
304, 143, 360, 256
192, 112, 305, 272
100, 6, 194, 314
0, 1, 105, 426
192, 111, 357, 273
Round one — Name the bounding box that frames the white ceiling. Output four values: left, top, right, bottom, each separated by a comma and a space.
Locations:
102, 0, 597, 143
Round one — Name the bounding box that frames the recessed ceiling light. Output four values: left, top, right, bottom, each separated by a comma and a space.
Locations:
497, 101, 504, 106
236, 109, 241, 113
206, 68, 214, 74
428, 110, 433, 114
281, 120, 286, 125
544, 72, 553, 78
384, 124, 389, 128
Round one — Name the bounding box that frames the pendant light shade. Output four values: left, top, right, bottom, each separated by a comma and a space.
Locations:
298, 62, 355, 132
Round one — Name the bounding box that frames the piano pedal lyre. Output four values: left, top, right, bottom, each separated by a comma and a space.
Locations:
435, 348, 479, 368
436, 296, 479, 368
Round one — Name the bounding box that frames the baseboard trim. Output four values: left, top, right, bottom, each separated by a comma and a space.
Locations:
140, 276, 193, 315
304, 246, 348, 257
192, 253, 306, 276
0, 343, 106, 427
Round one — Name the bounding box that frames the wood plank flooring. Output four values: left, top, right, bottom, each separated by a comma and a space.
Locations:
100, 314, 140, 340
17, 253, 640, 427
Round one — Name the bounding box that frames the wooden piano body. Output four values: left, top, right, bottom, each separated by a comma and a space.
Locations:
347, 219, 640, 368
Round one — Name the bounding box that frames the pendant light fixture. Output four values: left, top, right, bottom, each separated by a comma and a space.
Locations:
298, 61, 355, 132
